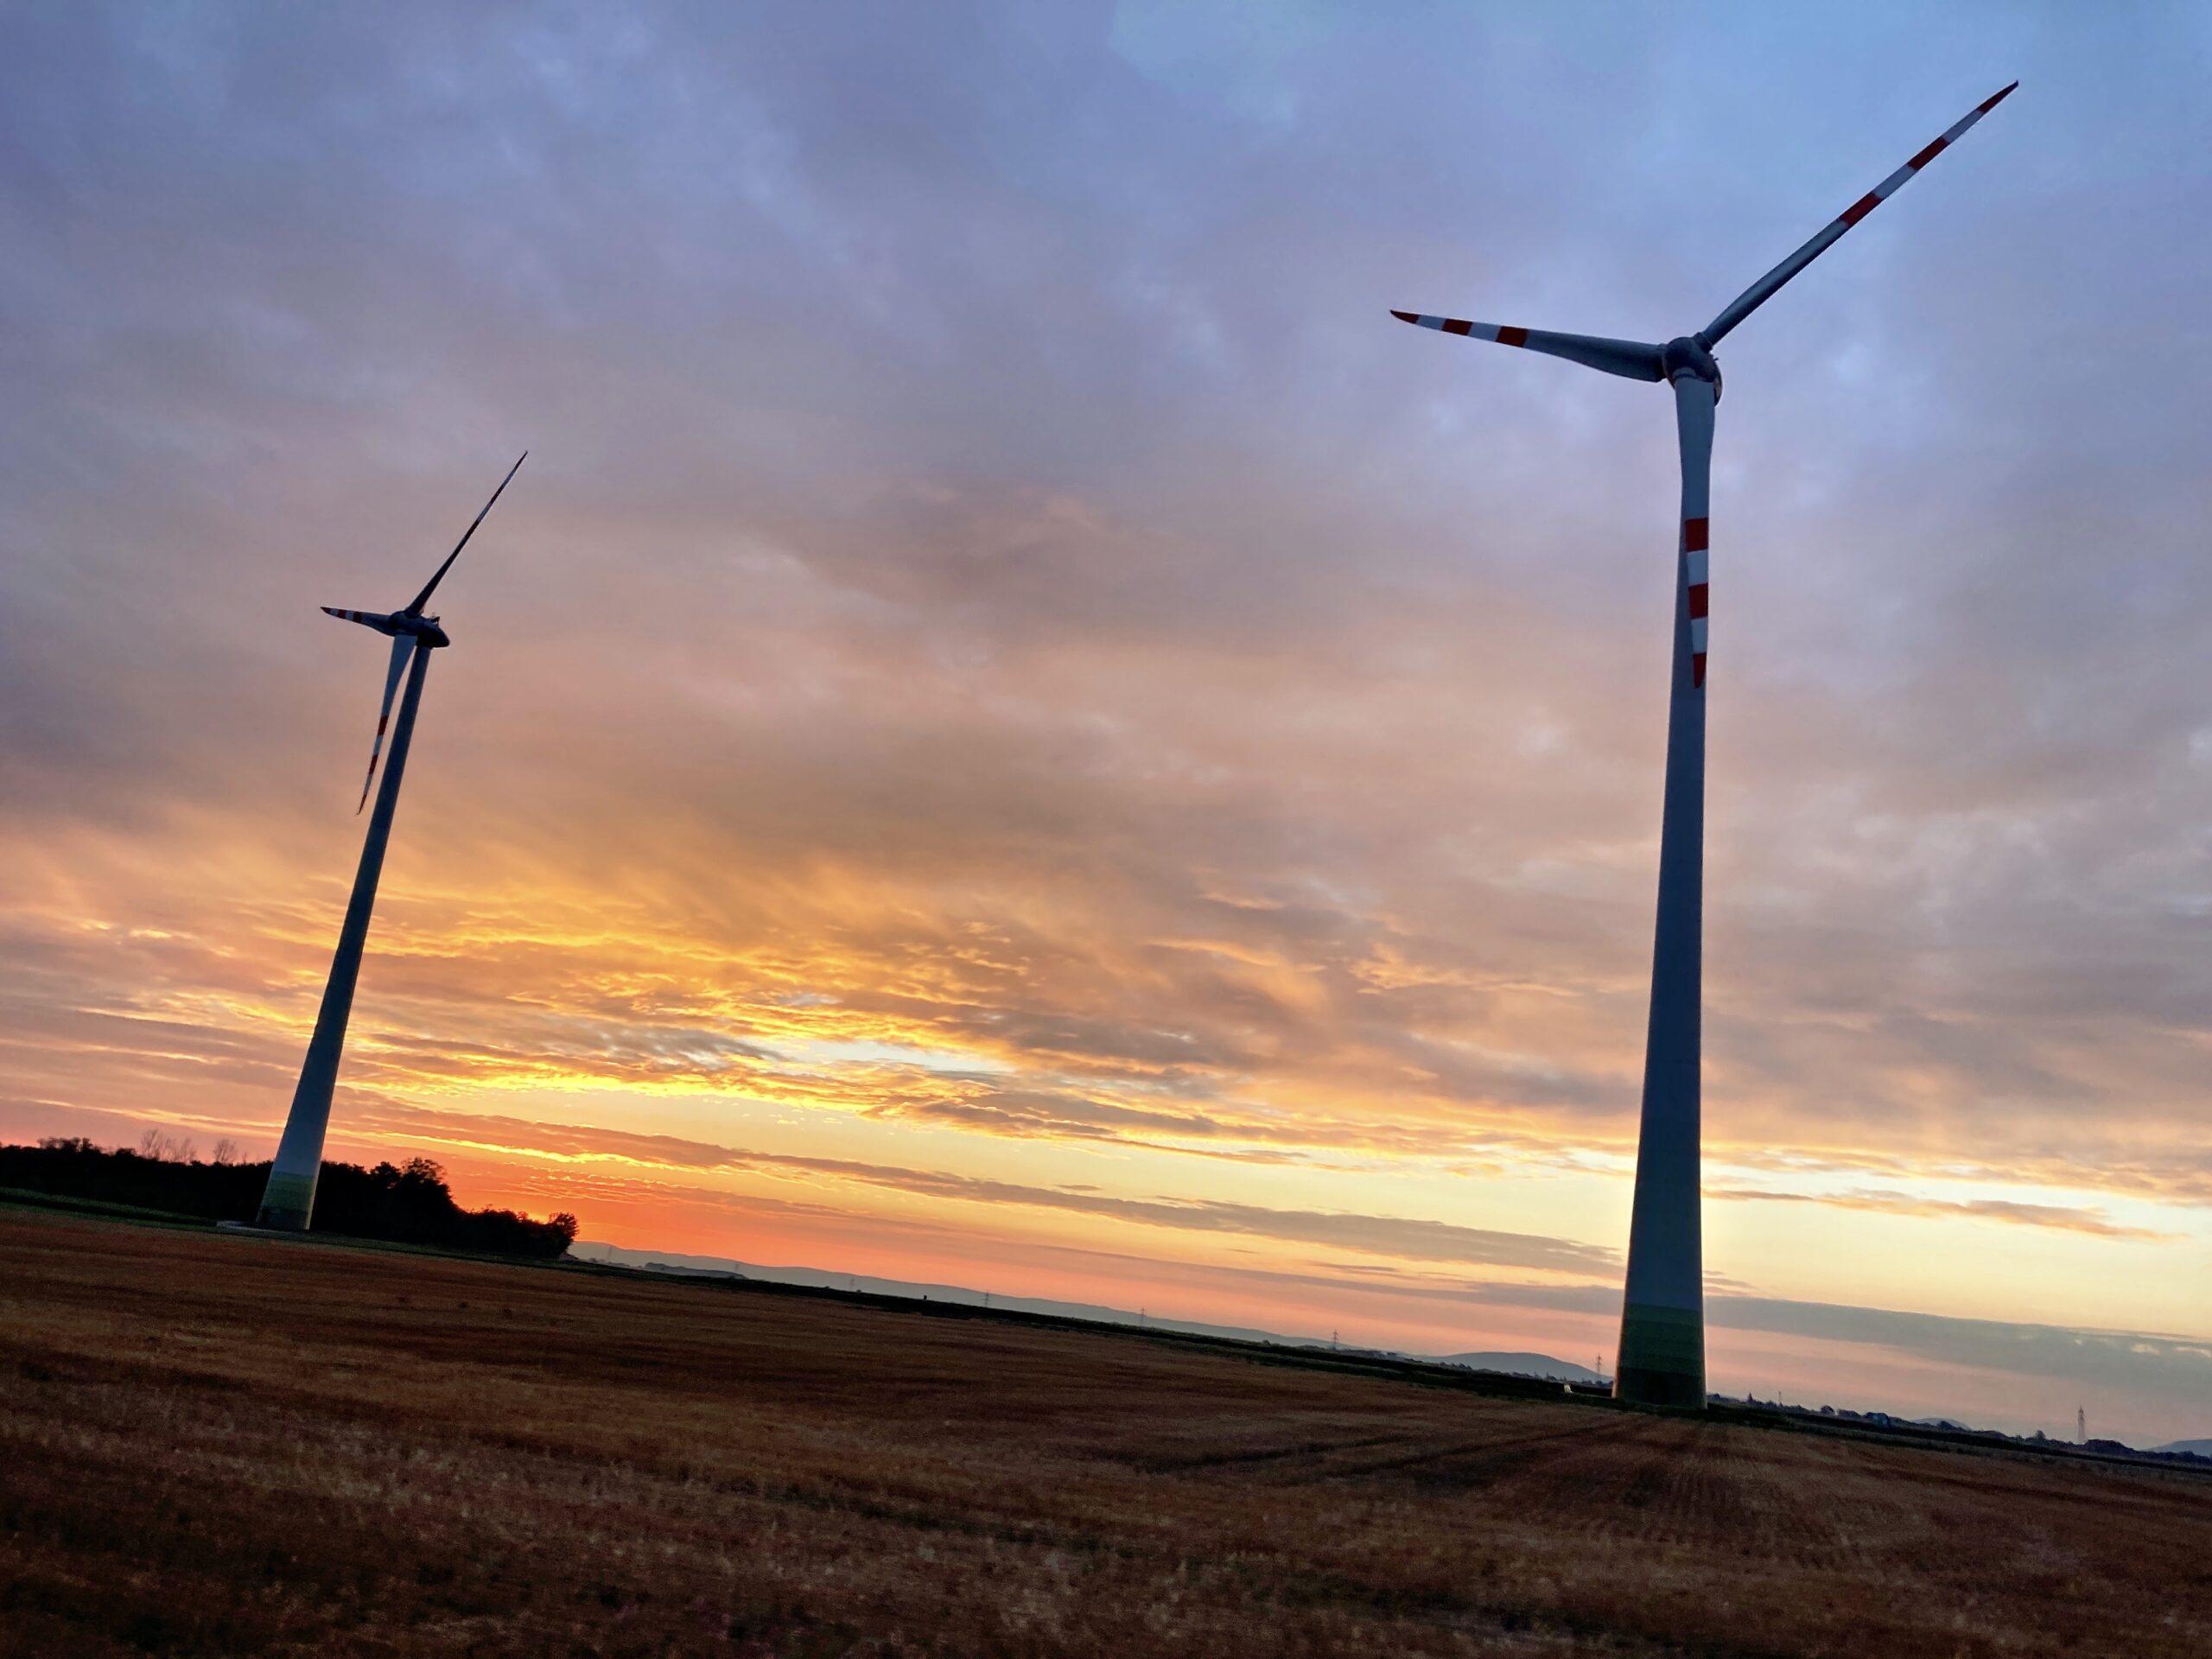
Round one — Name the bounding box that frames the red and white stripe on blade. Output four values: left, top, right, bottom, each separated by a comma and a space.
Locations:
357, 636, 415, 813
1391, 311, 1532, 346
1835, 79, 2018, 229
1703, 82, 2018, 346
1388, 314, 1667, 381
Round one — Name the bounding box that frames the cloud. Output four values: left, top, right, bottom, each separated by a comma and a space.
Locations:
1717, 1144, 2212, 1211
353, 1101, 1617, 1276
1709, 1185, 2180, 1242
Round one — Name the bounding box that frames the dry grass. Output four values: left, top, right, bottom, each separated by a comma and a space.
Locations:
1, 1208, 2206, 1656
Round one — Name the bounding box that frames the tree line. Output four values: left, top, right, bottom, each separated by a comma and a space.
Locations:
1, 1136, 578, 1260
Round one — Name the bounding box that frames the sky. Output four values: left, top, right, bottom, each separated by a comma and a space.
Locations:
2, 2, 2208, 1445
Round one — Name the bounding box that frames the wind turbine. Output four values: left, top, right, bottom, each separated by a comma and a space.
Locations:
254, 454, 526, 1231
1390, 85, 2015, 1408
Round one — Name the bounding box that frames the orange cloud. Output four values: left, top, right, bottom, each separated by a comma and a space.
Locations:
1709, 1185, 2179, 1242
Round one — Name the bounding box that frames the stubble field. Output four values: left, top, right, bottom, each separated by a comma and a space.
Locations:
2, 1205, 2207, 1657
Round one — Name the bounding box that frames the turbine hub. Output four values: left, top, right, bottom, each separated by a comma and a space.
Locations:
1662, 335, 1722, 401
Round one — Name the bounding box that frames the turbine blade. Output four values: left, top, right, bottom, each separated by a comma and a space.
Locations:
1672, 375, 1717, 690
322, 607, 403, 636
1703, 81, 2018, 346
1389, 312, 1665, 381
404, 451, 526, 617
356, 635, 416, 813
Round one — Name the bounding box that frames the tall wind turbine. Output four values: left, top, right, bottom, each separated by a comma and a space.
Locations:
254, 454, 526, 1231
1390, 86, 2015, 1408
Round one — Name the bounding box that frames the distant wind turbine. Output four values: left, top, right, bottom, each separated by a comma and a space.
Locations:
255, 454, 526, 1230
1390, 86, 2016, 1408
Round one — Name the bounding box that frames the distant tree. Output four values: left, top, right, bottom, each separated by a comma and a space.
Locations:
212, 1138, 241, 1166
132, 1128, 198, 1162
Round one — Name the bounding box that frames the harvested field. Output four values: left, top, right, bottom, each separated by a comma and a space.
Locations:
2, 1206, 2206, 1656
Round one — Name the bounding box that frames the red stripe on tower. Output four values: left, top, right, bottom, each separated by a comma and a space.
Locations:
1497, 325, 1529, 347
1687, 584, 1709, 620
1682, 517, 1708, 551
1692, 653, 1707, 689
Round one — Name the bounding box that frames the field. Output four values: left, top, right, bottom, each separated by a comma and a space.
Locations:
3, 1207, 2207, 1657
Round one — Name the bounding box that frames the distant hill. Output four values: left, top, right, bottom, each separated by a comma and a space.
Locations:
1438, 1351, 1605, 1385
2153, 1439, 2212, 1458
573, 1241, 1599, 1381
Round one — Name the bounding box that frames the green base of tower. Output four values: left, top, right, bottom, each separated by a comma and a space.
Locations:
1614, 1300, 1706, 1408
254, 1169, 316, 1233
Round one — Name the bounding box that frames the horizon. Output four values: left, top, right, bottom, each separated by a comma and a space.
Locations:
556, 1234, 2199, 1446
3, 4, 2209, 1447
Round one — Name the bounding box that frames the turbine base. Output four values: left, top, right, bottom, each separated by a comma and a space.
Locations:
253, 1167, 318, 1233
1614, 1300, 1706, 1409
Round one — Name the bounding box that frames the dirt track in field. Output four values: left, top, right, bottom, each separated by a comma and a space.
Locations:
3, 1206, 2206, 1656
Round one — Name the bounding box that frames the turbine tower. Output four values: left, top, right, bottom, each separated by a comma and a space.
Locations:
255, 454, 526, 1230
1390, 86, 2015, 1407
